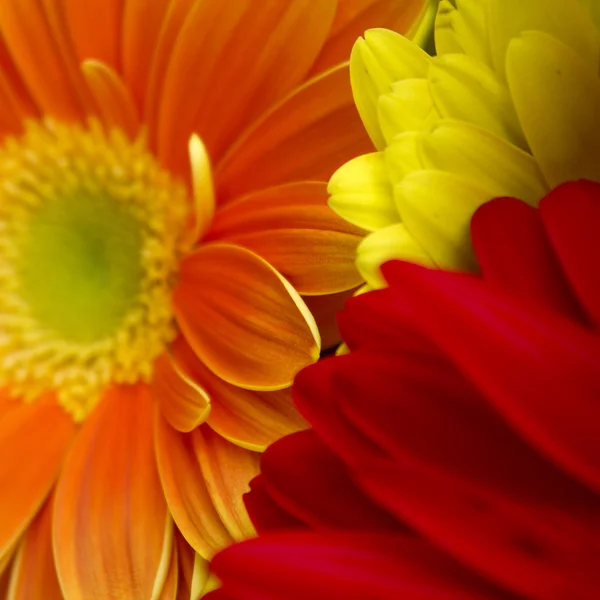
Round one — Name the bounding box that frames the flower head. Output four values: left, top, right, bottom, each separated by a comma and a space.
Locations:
207, 180, 600, 599
330, 0, 600, 286
0, 1, 430, 596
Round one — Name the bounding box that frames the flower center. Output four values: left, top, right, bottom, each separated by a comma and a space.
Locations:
0, 120, 189, 420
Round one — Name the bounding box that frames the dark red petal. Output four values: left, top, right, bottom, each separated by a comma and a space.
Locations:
379, 261, 600, 494
260, 429, 405, 531
337, 288, 434, 355
244, 475, 307, 534
355, 461, 600, 599
471, 197, 584, 321
335, 351, 599, 509
540, 179, 600, 327
292, 357, 385, 464
208, 531, 512, 600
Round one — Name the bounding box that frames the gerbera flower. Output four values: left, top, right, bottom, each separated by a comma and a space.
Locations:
329, 0, 600, 287
0, 1, 432, 597
207, 180, 600, 599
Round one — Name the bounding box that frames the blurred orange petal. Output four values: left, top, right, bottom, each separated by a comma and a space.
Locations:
208, 181, 363, 295
0, 392, 74, 568
64, 0, 122, 67
0, 0, 87, 120
121, 0, 171, 111
216, 63, 373, 202
81, 60, 140, 138
155, 412, 233, 558
173, 243, 320, 390
152, 352, 211, 433
311, 0, 428, 74
157, 0, 337, 173
173, 336, 307, 452
7, 497, 62, 600
53, 384, 171, 599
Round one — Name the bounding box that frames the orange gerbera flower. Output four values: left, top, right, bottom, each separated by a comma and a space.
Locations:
0, 0, 431, 598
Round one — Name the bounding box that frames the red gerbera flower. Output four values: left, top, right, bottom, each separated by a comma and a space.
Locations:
206, 179, 600, 599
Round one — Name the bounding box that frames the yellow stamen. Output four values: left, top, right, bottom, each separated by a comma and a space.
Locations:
0, 120, 189, 420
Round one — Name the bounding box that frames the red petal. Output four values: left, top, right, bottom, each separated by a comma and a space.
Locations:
208, 531, 510, 600
381, 261, 600, 493
540, 179, 600, 326
472, 197, 584, 320
244, 475, 308, 534
260, 429, 404, 531
356, 461, 600, 598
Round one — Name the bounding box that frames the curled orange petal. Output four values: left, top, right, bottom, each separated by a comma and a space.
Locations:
152, 351, 211, 433
173, 243, 320, 391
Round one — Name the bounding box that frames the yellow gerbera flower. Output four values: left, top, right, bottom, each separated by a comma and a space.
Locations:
329, 0, 600, 286
0, 0, 431, 597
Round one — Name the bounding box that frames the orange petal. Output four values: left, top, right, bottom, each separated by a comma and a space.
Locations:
53, 384, 172, 599
192, 426, 260, 541
207, 181, 363, 295
172, 336, 307, 452
0, 0, 90, 120
81, 60, 140, 138
7, 496, 62, 600
156, 0, 337, 174
157, 518, 178, 600
0, 394, 74, 568
215, 63, 374, 202
303, 286, 359, 349
310, 0, 428, 74
121, 0, 171, 112
0, 35, 39, 135
154, 412, 233, 558
152, 352, 211, 433
64, 0, 123, 68
175, 531, 195, 600
173, 243, 320, 391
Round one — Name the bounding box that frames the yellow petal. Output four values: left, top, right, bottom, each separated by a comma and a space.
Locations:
328, 152, 397, 232
434, 0, 492, 66
417, 120, 548, 203
186, 134, 215, 244
356, 223, 434, 288
506, 31, 600, 187
378, 78, 439, 143
488, 0, 600, 79
429, 53, 527, 149
350, 28, 431, 149
384, 131, 426, 186
395, 170, 493, 270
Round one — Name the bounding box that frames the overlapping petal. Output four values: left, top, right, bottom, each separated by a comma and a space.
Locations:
173, 243, 320, 391
171, 337, 307, 451
53, 384, 172, 599
0, 393, 74, 571
208, 182, 363, 295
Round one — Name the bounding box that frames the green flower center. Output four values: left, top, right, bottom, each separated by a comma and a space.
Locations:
0, 120, 190, 420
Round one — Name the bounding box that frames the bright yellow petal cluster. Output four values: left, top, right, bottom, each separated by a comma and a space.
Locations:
330, 0, 600, 286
